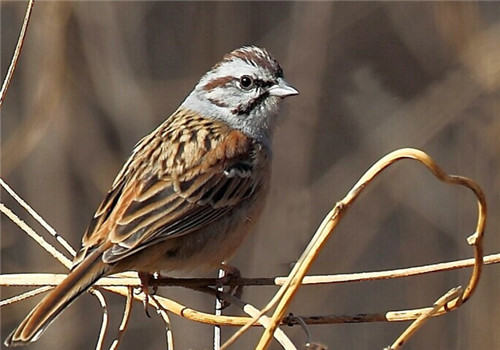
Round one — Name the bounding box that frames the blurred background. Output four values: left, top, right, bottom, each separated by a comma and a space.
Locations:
1, 2, 499, 349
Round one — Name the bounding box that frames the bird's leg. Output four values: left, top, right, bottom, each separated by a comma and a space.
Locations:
215, 263, 243, 309
138, 271, 159, 318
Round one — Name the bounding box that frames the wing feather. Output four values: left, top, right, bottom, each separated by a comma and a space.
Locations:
75, 110, 267, 267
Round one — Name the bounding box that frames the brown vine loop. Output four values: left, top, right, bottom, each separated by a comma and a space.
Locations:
254, 148, 486, 350
0, 145, 488, 350
345, 148, 486, 307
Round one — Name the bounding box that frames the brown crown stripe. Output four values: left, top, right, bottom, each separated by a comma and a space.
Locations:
226, 49, 277, 74
203, 76, 234, 91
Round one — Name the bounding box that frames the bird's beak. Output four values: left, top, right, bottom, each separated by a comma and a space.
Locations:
268, 78, 299, 97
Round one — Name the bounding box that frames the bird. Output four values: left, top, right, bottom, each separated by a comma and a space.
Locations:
5, 45, 298, 346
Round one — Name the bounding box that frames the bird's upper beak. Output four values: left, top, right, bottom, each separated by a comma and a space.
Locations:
268, 78, 299, 97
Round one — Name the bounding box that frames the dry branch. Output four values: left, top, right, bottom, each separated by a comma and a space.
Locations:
0, 146, 491, 349
0, 0, 34, 108
253, 148, 486, 350
109, 287, 134, 350
92, 290, 109, 350
5, 249, 499, 290
387, 286, 463, 350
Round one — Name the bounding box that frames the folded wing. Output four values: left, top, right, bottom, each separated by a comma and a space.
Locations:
74, 110, 265, 266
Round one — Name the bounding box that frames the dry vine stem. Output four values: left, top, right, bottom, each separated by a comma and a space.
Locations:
93, 289, 109, 350
0, 147, 487, 349
387, 286, 463, 350
0, 0, 35, 108
109, 287, 134, 350
249, 148, 485, 350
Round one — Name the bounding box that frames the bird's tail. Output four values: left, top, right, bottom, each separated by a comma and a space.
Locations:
4, 246, 110, 347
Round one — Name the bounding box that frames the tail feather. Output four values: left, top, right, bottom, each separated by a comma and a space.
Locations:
4, 247, 110, 347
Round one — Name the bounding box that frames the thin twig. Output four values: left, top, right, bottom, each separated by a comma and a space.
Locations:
213, 290, 297, 350
0, 203, 72, 268
0, 0, 35, 108
286, 314, 311, 347
86, 252, 500, 287
0, 178, 76, 256
109, 287, 134, 350
240, 303, 296, 350
213, 268, 225, 350
220, 276, 288, 349
92, 290, 109, 350
387, 287, 463, 349
149, 295, 175, 350
0, 286, 52, 307
2, 254, 499, 290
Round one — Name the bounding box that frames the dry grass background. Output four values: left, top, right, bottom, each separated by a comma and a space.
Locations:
1, 2, 499, 349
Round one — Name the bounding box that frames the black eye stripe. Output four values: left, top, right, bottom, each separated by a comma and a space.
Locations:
236, 76, 274, 90
254, 79, 273, 89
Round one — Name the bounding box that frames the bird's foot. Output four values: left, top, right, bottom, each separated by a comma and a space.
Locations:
138, 272, 159, 318
216, 263, 243, 309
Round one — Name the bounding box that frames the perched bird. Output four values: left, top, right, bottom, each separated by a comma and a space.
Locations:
5, 46, 298, 346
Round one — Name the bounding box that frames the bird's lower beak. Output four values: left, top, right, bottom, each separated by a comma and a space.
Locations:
268, 78, 299, 97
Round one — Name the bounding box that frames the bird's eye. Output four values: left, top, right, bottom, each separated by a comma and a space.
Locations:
239, 75, 254, 90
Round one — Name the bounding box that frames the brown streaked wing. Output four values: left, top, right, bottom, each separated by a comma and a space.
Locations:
102, 162, 258, 263
77, 113, 262, 265
80, 176, 127, 249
